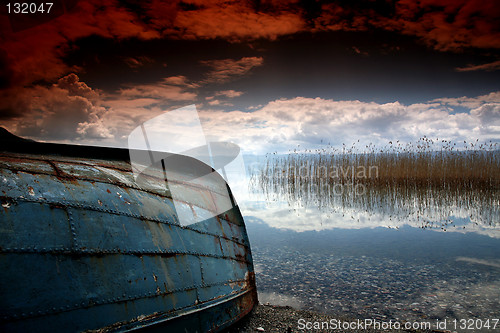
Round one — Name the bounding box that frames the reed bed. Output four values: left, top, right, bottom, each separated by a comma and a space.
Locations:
250, 138, 499, 229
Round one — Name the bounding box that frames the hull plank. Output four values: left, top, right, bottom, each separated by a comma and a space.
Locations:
0, 140, 257, 333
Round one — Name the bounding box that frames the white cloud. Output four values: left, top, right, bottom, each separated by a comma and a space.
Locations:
430, 91, 500, 109
198, 95, 500, 154
8, 79, 499, 157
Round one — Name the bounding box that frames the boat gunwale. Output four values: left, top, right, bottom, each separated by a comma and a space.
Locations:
0, 151, 233, 199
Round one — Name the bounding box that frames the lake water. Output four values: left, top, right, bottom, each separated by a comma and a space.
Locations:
238, 155, 500, 331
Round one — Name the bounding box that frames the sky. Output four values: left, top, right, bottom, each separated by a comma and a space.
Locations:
1, 0, 499, 154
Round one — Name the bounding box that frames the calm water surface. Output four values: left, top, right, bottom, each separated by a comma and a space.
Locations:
239, 155, 500, 331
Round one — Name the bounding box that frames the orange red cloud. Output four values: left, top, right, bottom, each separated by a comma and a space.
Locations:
200, 57, 264, 83
1, 0, 498, 87
1, 0, 160, 86
374, 0, 500, 50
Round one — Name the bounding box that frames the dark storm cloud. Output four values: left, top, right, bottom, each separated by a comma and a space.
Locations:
2, 0, 499, 89
314, 0, 500, 51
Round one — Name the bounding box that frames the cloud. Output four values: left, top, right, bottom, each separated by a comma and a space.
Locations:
456, 60, 500, 72
161, 75, 198, 88
200, 57, 264, 83
430, 91, 500, 109
56, 73, 100, 100
1, 1, 499, 148
123, 56, 154, 69
92, 76, 201, 143
6, 85, 499, 155
471, 104, 500, 135
152, 0, 500, 51
0, 1, 297, 90
6, 74, 112, 140
202, 90, 244, 108
0, 88, 34, 119
118, 76, 197, 101
388, 0, 500, 51
2, 73, 201, 144
198, 95, 500, 154
314, 0, 500, 51
167, 0, 500, 51
2, 0, 498, 100
2, 0, 499, 92
171, 2, 304, 41
1, 0, 161, 87
216, 90, 244, 98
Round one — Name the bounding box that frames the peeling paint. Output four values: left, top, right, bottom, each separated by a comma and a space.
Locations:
27, 186, 35, 196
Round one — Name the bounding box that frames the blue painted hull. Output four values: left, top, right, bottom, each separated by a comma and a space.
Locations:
0, 132, 257, 332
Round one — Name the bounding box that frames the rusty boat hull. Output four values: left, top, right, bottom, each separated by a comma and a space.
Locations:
0, 130, 257, 332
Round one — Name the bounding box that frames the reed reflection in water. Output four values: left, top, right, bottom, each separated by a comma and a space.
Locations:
250, 138, 499, 233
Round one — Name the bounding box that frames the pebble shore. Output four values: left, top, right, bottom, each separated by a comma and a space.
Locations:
224, 304, 438, 333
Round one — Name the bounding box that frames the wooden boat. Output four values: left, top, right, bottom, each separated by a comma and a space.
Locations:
0, 128, 257, 332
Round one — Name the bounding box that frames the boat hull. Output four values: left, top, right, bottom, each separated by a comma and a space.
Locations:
0, 142, 257, 332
